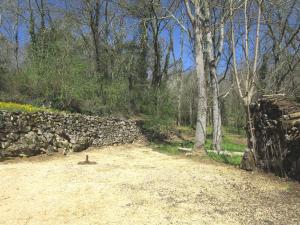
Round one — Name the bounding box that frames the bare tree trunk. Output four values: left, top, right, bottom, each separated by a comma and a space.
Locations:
88, 0, 101, 75
162, 30, 172, 80
37, 0, 46, 31
230, 0, 262, 159
35, 0, 46, 56
151, 33, 162, 87
177, 29, 184, 126
194, 24, 207, 149
203, 0, 225, 152
139, 20, 148, 82
103, 1, 112, 80
184, 0, 207, 150
211, 68, 222, 151
28, 0, 36, 47
177, 67, 183, 126
206, 31, 222, 152
189, 99, 193, 127
14, 4, 19, 72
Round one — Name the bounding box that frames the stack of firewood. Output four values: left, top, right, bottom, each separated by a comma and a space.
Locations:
241, 96, 300, 181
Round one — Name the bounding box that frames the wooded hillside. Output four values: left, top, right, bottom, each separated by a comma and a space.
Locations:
0, 0, 299, 169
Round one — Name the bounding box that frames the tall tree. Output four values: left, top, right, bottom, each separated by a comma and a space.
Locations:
230, 0, 262, 154
87, 0, 102, 75
184, 0, 207, 150
203, 1, 227, 152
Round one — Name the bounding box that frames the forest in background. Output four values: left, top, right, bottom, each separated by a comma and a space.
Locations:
0, 0, 299, 152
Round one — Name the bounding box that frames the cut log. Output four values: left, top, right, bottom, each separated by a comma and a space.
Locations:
178, 147, 244, 156
206, 150, 244, 157
262, 94, 286, 98
288, 112, 300, 120
178, 147, 193, 152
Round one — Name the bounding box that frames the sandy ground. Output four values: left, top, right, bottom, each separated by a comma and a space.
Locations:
0, 144, 300, 225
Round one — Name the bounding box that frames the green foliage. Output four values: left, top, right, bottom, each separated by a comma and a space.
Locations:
14, 28, 91, 111
142, 115, 175, 134
7, 25, 141, 115
2, 18, 169, 117
140, 86, 177, 133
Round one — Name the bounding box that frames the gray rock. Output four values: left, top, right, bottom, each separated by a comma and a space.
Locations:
69, 135, 78, 144
0, 133, 7, 142
47, 145, 57, 152
7, 133, 20, 141
43, 132, 54, 143
1, 141, 11, 149
20, 126, 31, 133
24, 131, 38, 144
55, 135, 70, 148
72, 137, 91, 152
3, 143, 41, 157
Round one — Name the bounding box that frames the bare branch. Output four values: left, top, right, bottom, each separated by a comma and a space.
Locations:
230, 0, 244, 100
184, 0, 195, 23
249, 0, 262, 97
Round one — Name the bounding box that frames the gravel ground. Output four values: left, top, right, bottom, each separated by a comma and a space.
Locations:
0, 144, 299, 225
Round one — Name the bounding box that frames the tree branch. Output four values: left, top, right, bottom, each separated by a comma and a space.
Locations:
184, 0, 195, 23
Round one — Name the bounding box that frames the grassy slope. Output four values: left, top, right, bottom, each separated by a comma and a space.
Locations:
152, 126, 246, 166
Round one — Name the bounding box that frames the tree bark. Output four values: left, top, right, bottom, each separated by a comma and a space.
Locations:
211, 66, 222, 152
14, 3, 19, 72
177, 29, 184, 126
151, 31, 162, 87
184, 0, 207, 150
28, 0, 36, 47
206, 27, 222, 152
230, 0, 262, 160
189, 98, 193, 127
194, 24, 207, 149
177, 66, 183, 126
139, 20, 148, 82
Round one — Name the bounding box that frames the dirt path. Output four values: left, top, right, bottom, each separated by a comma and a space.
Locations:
0, 144, 300, 225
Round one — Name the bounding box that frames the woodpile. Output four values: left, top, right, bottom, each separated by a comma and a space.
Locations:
241, 96, 300, 181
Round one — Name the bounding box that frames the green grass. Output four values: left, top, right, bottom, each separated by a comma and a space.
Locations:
151, 142, 183, 155
152, 140, 194, 156
0, 101, 63, 113
207, 152, 242, 166
151, 127, 246, 166
205, 137, 245, 152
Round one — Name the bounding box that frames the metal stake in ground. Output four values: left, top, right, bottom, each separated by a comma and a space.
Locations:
78, 155, 97, 165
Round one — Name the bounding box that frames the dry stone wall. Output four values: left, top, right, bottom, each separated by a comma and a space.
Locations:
0, 111, 141, 158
